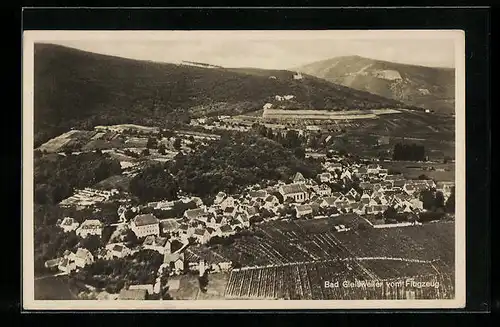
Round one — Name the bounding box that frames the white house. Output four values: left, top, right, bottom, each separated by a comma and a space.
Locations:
222, 206, 238, 218
74, 248, 94, 268
108, 243, 131, 258
236, 213, 250, 228
295, 204, 313, 218
436, 181, 455, 199
143, 235, 169, 253
192, 228, 211, 244
409, 198, 424, 211
318, 172, 333, 183
183, 208, 206, 221
160, 219, 180, 235
340, 170, 352, 181
378, 168, 389, 177
403, 183, 417, 196
315, 184, 332, 197
346, 188, 359, 199
217, 224, 235, 237
279, 183, 309, 203
58, 258, 76, 274
293, 72, 303, 80
59, 217, 79, 233
263, 195, 280, 210
345, 194, 357, 204
131, 214, 160, 238
76, 219, 103, 238
248, 190, 268, 201
293, 172, 306, 184
214, 192, 227, 205
367, 164, 381, 174
320, 197, 337, 208
220, 197, 237, 211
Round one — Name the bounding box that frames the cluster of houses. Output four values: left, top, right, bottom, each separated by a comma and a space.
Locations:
279, 161, 455, 219
59, 188, 120, 209
46, 146, 455, 298
44, 248, 95, 274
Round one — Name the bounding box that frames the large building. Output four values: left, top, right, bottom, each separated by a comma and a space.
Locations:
279, 183, 310, 203
130, 214, 160, 238
76, 219, 103, 238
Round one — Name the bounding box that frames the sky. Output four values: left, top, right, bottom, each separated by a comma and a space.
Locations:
38, 31, 458, 69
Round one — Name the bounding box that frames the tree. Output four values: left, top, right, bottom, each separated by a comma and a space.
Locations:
435, 191, 445, 209
158, 143, 167, 155
383, 206, 398, 220
129, 165, 179, 202
141, 148, 150, 157
173, 138, 182, 150
80, 234, 101, 253
146, 137, 158, 149
293, 147, 305, 159
445, 187, 455, 213
420, 189, 436, 210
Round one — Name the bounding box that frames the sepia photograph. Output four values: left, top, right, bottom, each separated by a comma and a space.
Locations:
22, 30, 465, 310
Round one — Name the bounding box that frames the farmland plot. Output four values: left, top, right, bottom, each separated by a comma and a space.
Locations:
224, 259, 454, 300
333, 221, 455, 266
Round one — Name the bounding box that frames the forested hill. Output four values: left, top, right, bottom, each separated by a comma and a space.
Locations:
296, 55, 455, 114
34, 44, 407, 146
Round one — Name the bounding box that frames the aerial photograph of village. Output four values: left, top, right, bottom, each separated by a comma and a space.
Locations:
27, 31, 458, 303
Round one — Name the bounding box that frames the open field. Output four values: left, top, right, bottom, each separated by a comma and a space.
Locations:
34, 275, 78, 300
381, 161, 455, 182
262, 108, 401, 120
38, 130, 98, 153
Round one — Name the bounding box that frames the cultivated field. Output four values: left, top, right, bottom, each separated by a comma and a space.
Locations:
224, 259, 454, 300
37, 130, 97, 153
333, 221, 455, 266
202, 219, 454, 270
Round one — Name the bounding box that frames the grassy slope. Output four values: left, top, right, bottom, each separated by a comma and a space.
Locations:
296, 55, 455, 114
34, 44, 407, 146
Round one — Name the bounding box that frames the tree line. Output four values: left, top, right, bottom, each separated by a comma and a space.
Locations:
34, 151, 122, 205
392, 143, 426, 161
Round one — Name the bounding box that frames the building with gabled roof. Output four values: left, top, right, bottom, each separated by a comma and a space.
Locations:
279, 183, 309, 203
74, 248, 94, 268
295, 204, 313, 217
318, 172, 333, 183
248, 190, 268, 200
223, 206, 238, 218
76, 219, 103, 238
183, 208, 206, 220
293, 172, 306, 184
160, 219, 180, 235
217, 224, 235, 237
108, 243, 131, 258
59, 217, 79, 233
214, 192, 227, 205
192, 228, 211, 244
131, 214, 159, 238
